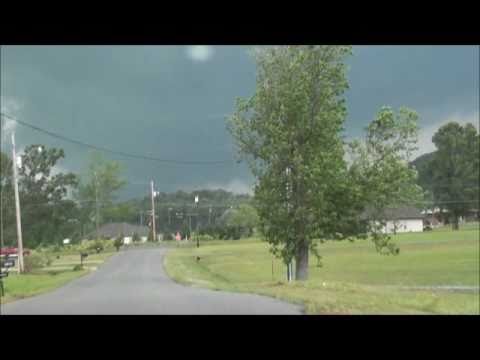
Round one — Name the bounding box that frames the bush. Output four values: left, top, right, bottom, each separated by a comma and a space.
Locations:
197, 234, 214, 241
132, 232, 141, 242
73, 264, 83, 271
23, 252, 46, 273
163, 232, 174, 241
114, 235, 124, 251
88, 240, 104, 253
44, 253, 54, 266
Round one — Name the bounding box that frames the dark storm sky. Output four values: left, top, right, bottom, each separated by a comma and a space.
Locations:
1, 45, 478, 198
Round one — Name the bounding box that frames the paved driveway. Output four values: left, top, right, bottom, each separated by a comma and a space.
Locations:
2, 248, 302, 315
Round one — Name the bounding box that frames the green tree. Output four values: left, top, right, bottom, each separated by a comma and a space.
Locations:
228, 45, 353, 280
229, 47, 422, 280
0, 151, 16, 246
223, 204, 259, 237
17, 145, 79, 248
347, 107, 423, 252
76, 152, 126, 237
428, 122, 479, 229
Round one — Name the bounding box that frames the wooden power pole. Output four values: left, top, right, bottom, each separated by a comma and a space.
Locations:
150, 180, 156, 241
94, 171, 100, 240
11, 133, 24, 273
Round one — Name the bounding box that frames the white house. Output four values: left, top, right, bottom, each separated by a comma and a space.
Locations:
380, 206, 424, 234
364, 206, 424, 234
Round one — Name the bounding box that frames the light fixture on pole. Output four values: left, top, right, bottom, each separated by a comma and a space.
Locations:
195, 195, 199, 248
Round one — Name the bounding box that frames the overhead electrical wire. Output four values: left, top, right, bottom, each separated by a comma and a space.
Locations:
0, 113, 234, 166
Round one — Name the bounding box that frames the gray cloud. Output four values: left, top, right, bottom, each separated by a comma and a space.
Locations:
1, 45, 478, 199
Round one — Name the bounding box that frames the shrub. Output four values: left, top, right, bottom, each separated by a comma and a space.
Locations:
73, 264, 83, 271
44, 253, 54, 266
198, 234, 214, 242
132, 232, 141, 242
88, 240, 104, 253
23, 252, 46, 273
163, 232, 174, 241
114, 234, 124, 251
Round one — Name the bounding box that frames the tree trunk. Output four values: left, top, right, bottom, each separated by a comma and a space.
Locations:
452, 215, 459, 230
295, 241, 309, 281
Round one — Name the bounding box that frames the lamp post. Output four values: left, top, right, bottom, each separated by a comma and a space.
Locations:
195, 195, 199, 248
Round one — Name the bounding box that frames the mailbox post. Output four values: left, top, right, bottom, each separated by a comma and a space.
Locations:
80, 252, 89, 267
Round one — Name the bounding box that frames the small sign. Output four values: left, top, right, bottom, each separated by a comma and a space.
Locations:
63, 239, 71, 245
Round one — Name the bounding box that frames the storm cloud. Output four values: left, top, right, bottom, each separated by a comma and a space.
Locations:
1, 45, 478, 199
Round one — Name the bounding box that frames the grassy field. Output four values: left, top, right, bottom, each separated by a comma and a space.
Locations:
1, 251, 116, 304
165, 225, 480, 314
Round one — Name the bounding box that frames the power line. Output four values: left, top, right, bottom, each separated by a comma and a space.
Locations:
1, 113, 234, 166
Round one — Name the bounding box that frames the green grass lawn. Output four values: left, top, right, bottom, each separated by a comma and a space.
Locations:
165, 226, 480, 314
1, 250, 116, 304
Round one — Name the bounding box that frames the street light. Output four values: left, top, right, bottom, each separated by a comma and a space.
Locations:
195, 195, 199, 248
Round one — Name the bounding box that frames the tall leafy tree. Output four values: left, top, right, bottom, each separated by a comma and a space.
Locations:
428, 122, 479, 229
77, 152, 126, 235
17, 145, 79, 247
0, 151, 16, 246
229, 46, 422, 280
229, 46, 354, 280
347, 107, 423, 251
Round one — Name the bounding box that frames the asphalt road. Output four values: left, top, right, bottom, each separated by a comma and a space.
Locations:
2, 248, 302, 315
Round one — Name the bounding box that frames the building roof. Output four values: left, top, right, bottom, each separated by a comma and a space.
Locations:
362, 206, 424, 220
90, 222, 150, 238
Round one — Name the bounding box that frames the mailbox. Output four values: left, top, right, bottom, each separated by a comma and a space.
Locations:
2, 260, 15, 268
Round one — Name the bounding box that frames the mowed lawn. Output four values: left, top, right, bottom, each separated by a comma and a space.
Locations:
1, 251, 116, 304
165, 226, 480, 314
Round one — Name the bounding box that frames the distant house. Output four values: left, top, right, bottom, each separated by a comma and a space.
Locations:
89, 222, 150, 241
363, 206, 424, 234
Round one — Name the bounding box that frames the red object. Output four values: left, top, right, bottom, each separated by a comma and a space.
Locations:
0, 247, 31, 256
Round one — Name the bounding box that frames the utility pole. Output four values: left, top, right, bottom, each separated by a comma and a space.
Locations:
11, 132, 24, 273
285, 166, 293, 282
150, 180, 156, 242
94, 171, 99, 240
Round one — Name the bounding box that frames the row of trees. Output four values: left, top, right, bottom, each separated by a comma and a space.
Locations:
411, 122, 479, 229
0, 149, 125, 248
1, 145, 259, 248
99, 189, 255, 235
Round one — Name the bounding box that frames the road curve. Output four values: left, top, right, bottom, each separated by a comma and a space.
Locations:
2, 248, 302, 315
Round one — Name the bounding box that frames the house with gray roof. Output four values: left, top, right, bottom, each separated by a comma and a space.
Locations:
363, 206, 424, 234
